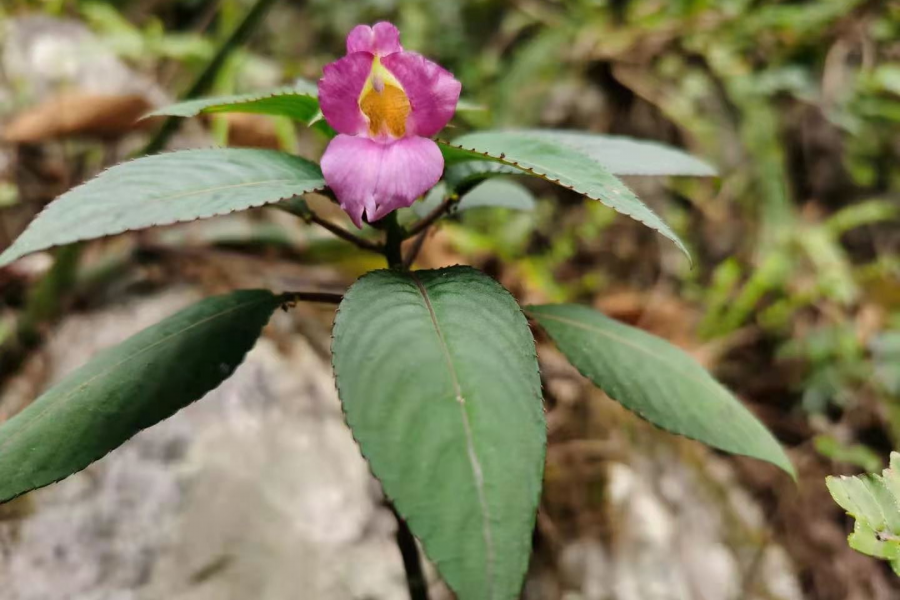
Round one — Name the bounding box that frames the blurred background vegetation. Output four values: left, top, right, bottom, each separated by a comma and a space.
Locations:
0, 1, 898, 599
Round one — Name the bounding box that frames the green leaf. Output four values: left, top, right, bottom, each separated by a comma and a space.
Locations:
439, 131, 691, 259
502, 130, 717, 176
0, 290, 285, 503
444, 160, 523, 190
457, 179, 536, 211
824, 198, 900, 237
146, 82, 320, 123
0, 149, 324, 267
332, 267, 545, 600
527, 304, 794, 476
827, 453, 900, 568
455, 98, 487, 112
440, 131, 716, 186
414, 179, 536, 218
813, 434, 883, 472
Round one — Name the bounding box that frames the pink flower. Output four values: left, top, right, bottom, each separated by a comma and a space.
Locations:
318, 22, 461, 227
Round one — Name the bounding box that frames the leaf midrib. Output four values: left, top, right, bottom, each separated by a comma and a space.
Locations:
530, 308, 796, 478
90, 178, 319, 205
441, 140, 585, 195
410, 273, 497, 598
438, 137, 688, 258
527, 310, 727, 401
151, 89, 317, 118
0, 295, 276, 454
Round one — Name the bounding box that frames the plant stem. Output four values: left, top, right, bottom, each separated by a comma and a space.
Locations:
283, 291, 344, 304
310, 215, 384, 252
403, 228, 430, 269
383, 212, 405, 268
398, 194, 458, 267
390, 503, 430, 600
140, 0, 278, 155
406, 196, 458, 238
0, 244, 82, 380
276, 200, 384, 252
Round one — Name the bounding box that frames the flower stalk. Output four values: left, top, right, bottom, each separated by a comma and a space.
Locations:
382, 212, 406, 269
392, 503, 431, 600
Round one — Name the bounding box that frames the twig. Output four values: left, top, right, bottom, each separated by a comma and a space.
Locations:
309, 212, 384, 252
139, 0, 279, 155
406, 196, 458, 238
283, 291, 344, 304
276, 201, 383, 252
403, 227, 430, 269
390, 503, 430, 600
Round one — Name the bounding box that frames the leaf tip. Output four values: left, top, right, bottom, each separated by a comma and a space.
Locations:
0, 247, 18, 268
777, 452, 798, 482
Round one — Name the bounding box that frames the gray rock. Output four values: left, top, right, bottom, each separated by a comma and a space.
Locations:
550, 451, 803, 600
0, 288, 806, 600
1, 16, 165, 103
0, 289, 407, 600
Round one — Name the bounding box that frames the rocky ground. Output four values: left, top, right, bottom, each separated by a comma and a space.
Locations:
0, 288, 407, 600
0, 286, 803, 600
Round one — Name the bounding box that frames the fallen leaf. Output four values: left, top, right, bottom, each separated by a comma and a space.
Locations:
2, 92, 154, 142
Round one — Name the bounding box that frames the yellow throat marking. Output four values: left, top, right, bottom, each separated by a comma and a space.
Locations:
359, 57, 410, 138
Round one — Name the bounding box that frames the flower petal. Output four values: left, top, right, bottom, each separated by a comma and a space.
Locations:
318, 52, 373, 136
382, 51, 461, 137
321, 134, 444, 227
346, 22, 403, 56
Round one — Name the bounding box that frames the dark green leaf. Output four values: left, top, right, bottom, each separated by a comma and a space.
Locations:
527, 303, 794, 476
439, 131, 690, 258
0, 149, 324, 266
146, 82, 320, 123
0, 290, 285, 503
333, 267, 545, 600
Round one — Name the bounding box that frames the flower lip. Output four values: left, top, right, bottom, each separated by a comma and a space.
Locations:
321, 134, 444, 228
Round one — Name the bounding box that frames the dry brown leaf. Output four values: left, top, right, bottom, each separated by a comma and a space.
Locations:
2, 92, 154, 143
223, 112, 280, 149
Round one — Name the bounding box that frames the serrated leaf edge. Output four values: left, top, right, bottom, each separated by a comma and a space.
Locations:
408, 270, 498, 598
0, 148, 325, 267
331, 266, 546, 600
144, 86, 319, 120
437, 139, 691, 261
0, 291, 284, 503
526, 305, 795, 478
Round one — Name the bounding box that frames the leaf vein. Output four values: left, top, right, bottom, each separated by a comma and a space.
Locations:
530, 311, 726, 399
410, 273, 496, 598
119, 178, 305, 204
0, 295, 274, 454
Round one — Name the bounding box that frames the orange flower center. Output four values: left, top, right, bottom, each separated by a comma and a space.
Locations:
358, 58, 411, 138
